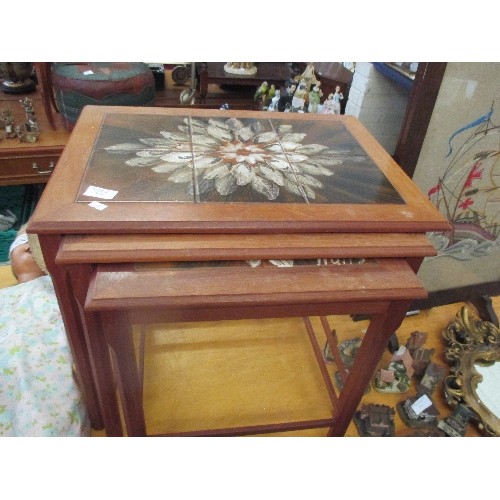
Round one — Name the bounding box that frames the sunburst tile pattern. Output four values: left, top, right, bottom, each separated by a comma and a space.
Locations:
78, 113, 404, 205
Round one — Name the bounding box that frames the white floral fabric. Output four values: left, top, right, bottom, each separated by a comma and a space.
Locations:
0, 275, 89, 436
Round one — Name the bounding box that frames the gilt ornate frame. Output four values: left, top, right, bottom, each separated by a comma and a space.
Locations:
442, 304, 500, 436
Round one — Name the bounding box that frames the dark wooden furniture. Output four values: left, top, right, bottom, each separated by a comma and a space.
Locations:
393, 63, 447, 179
33, 62, 58, 131
0, 89, 69, 186
199, 62, 293, 104
28, 105, 449, 436
0, 89, 70, 225
0, 142, 61, 186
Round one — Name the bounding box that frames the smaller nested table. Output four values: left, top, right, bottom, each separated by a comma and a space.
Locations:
83, 256, 427, 437
199, 62, 293, 103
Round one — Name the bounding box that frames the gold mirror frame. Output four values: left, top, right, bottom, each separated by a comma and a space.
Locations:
442, 304, 500, 436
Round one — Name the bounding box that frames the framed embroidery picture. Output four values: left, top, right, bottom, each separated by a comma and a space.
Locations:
408, 63, 500, 316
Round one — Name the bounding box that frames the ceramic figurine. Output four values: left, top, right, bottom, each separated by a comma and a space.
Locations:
16, 97, 40, 142
411, 347, 435, 378
16, 122, 40, 143
332, 85, 344, 114
267, 84, 276, 102
405, 330, 428, 355
391, 345, 414, 377
437, 404, 475, 437
353, 404, 395, 437
277, 81, 296, 112
396, 393, 440, 428
324, 337, 371, 394
291, 81, 308, 111
293, 80, 308, 100
224, 62, 257, 76
19, 97, 34, 115
254, 81, 269, 108
20, 98, 39, 132
373, 360, 411, 393
179, 87, 195, 105
6, 122, 17, 139
308, 83, 323, 113
373, 345, 414, 393
267, 89, 280, 111
295, 62, 319, 92
416, 362, 446, 394
324, 336, 360, 367
320, 93, 336, 115
286, 81, 296, 95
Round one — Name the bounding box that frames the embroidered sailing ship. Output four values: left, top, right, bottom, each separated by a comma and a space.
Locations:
427, 104, 500, 260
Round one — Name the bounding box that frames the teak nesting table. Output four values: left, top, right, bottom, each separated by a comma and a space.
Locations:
28, 106, 450, 436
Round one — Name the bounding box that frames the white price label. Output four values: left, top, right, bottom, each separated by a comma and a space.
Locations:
410, 394, 432, 415
88, 201, 108, 211
83, 185, 118, 200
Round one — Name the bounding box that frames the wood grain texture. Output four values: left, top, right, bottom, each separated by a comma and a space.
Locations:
57, 232, 437, 263
86, 258, 427, 313
28, 106, 450, 234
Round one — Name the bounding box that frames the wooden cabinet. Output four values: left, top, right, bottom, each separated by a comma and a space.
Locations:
199, 62, 293, 105
0, 88, 70, 186
0, 146, 60, 185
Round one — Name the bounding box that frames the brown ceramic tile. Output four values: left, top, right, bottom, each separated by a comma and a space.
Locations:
80, 113, 404, 205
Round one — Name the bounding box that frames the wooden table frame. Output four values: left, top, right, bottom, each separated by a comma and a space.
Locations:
27, 106, 449, 436
83, 257, 426, 437
45, 231, 435, 436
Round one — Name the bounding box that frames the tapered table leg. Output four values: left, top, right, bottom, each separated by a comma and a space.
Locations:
36, 234, 104, 430
329, 300, 412, 436
103, 310, 147, 437
69, 264, 124, 436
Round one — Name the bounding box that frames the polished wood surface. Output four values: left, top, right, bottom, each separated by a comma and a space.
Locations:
393, 63, 447, 178
28, 106, 449, 437
86, 258, 423, 436
33, 62, 58, 130
0, 88, 70, 186
56, 232, 437, 264
87, 259, 426, 313
36, 234, 104, 429
29, 106, 450, 234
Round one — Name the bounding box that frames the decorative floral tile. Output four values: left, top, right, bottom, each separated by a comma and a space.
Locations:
79, 113, 404, 205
